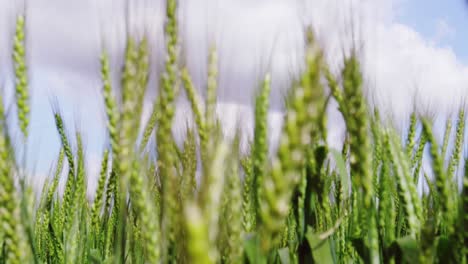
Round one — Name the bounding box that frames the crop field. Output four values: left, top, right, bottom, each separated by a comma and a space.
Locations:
0, 1, 467, 264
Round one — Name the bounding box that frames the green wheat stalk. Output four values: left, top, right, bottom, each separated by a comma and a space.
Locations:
13, 15, 30, 139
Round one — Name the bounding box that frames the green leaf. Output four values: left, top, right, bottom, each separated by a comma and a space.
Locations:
436, 236, 457, 263
88, 249, 102, 263
387, 236, 420, 263
305, 226, 333, 263
351, 238, 369, 263
278, 247, 290, 264
244, 235, 266, 264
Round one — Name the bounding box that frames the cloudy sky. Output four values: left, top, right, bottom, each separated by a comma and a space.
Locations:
0, 0, 467, 191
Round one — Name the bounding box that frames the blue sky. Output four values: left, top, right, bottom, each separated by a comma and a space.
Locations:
398, 0, 468, 62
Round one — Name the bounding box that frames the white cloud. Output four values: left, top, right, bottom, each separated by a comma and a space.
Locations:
301, 0, 468, 129
371, 26, 468, 130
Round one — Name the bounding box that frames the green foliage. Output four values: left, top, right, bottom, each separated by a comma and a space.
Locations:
1, 4, 467, 264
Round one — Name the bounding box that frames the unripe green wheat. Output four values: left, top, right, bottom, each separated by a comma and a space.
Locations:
13, 15, 30, 139
100, 51, 121, 222
100, 51, 120, 155
447, 109, 465, 180
371, 111, 382, 194
91, 149, 109, 230
181, 68, 207, 153
205, 48, 218, 143
385, 131, 421, 237
441, 118, 452, 160
422, 119, 454, 232
241, 157, 256, 232
0, 94, 30, 263
53, 112, 76, 232
157, 0, 180, 259
462, 159, 468, 260
219, 139, 243, 264
3, 8, 468, 264
129, 159, 161, 262
225, 163, 243, 264
181, 129, 197, 202
119, 37, 139, 193
406, 112, 417, 159
324, 65, 345, 115
134, 38, 150, 131
412, 132, 427, 183
378, 142, 395, 244
47, 148, 64, 209
259, 31, 325, 251
252, 74, 271, 222
341, 54, 373, 208
75, 132, 86, 209
297, 165, 307, 239
0, 122, 19, 264
140, 100, 159, 152
199, 138, 229, 262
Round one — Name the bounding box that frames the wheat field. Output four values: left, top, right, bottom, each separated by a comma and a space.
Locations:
0, 1, 467, 263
